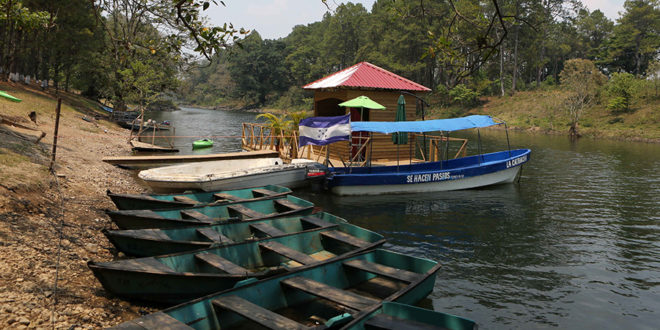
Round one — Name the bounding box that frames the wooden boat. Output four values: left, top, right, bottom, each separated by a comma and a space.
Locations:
343, 302, 477, 330
327, 115, 531, 195
193, 138, 213, 149
129, 140, 179, 153
106, 185, 291, 210
111, 249, 440, 329
138, 157, 316, 192
106, 195, 315, 229
119, 120, 171, 131
104, 212, 350, 257
102, 150, 279, 170
89, 219, 385, 303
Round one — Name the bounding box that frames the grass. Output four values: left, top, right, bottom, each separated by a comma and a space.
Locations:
424, 89, 660, 142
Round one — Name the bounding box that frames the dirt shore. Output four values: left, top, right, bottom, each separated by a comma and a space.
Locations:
1, 83, 157, 328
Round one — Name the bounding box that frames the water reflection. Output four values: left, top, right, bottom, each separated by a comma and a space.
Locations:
151, 107, 660, 329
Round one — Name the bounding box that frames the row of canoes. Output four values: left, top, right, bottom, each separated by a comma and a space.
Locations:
92, 185, 478, 329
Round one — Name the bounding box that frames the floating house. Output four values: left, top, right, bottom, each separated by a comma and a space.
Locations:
302, 62, 430, 163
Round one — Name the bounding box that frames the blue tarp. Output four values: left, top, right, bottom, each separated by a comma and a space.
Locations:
350, 115, 501, 133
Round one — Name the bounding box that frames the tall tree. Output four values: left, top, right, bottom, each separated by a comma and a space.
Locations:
560, 58, 606, 138
604, 0, 660, 75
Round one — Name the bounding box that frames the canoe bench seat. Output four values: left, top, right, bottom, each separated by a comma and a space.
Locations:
259, 241, 317, 265
211, 295, 311, 330
121, 257, 175, 273
134, 228, 171, 241
320, 230, 370, 248
227, 204, 267, 219
179, 210, 215, 223
116, 311, 193, 329
213, 193, 246, 202
171, 196, 199, 205
342, 259, 422, 283
300, 216, 337, 228
194, 253, 251, 275
250, 223, 286, 237
280, 276, 378, 311
251, 188, 279, 197
196, 227, 234, 244
364, 313, 448, 330
273, 199, 303, 211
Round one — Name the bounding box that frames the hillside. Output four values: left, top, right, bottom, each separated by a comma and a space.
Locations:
0, 82, 152, 328
426, 90, 660, 142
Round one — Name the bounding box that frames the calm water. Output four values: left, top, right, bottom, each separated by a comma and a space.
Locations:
153, 107, 660, 329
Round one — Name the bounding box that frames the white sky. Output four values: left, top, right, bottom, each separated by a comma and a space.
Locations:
206, 0, 625, 40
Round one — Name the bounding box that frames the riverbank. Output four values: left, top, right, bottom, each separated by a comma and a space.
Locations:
0, 82, 155, 328
429, 90, 660, 143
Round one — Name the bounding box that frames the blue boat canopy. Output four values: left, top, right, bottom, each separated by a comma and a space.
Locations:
350, 115, 501, 133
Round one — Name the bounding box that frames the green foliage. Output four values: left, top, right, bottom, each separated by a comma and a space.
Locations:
601, 0, 660, 75
448, 84, 480, 107
256, 112, 292, 136
560, 59, 607, 136
605, 72, 637, 112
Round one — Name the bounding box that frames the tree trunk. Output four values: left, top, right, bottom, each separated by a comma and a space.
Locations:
499, 38, 505, 96
512, 24, 519, 93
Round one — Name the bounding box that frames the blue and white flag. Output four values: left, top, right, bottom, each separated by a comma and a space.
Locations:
299, 115, 350, 147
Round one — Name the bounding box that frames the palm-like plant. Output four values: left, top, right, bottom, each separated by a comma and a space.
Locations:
256, 112, 292, 151
286, 110, 310, 158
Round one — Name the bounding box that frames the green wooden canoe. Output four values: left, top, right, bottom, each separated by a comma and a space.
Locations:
89, 219, 385, 304
111, 249, 440, 329
106, 195, 314, 229
343, 302, 477, 330
107, 185, 292, 210
193, 138, 213, 149
0, 90, 21, 102
104, 212, 350, 257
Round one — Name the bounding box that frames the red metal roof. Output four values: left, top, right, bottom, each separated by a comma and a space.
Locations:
302, 62, 431, 92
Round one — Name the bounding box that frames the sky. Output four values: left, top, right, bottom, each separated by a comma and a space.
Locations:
206, 0, 626, 41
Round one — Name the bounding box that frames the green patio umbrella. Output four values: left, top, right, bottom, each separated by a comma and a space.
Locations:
338, 95, 386, 110
392, 94, 408, 144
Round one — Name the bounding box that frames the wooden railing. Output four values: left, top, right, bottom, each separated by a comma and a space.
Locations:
414, 134, 468, 161
241, 122, 470, 165
241, 123, 299, 161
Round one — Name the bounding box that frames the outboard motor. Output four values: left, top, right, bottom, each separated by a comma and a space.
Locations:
291, 159, 329, 192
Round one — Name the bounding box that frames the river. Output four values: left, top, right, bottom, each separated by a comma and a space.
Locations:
149, 106, 660, 329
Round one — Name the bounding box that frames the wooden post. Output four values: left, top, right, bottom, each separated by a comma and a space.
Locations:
49, 98, 62, 171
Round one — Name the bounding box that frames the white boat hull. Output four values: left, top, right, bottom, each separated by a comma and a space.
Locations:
142, 166, 308, 192
138, 158, 309, 193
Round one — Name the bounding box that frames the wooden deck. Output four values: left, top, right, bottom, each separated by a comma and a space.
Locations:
103, 150, 279, 169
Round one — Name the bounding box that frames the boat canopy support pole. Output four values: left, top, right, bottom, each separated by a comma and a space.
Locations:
477, 129, 483, 164
445, 132, 450, 165
505, 123, 512, 157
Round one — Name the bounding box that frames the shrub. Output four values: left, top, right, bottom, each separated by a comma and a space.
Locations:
448, 84, 480, 106
605, 72, 637, 112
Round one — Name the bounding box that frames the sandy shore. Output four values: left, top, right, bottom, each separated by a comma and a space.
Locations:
0, 84, 157, 328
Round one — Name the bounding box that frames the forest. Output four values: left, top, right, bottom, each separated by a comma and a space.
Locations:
1, 0, 659, 130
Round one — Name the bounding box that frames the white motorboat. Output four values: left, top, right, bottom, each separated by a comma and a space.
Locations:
138, 157, 319, 192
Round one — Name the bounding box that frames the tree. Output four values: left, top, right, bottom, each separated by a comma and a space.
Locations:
227, 32, 290, 105
559, 59, 606, 138
648, 60, 660, 97
604, 0, 660, 76
605, 72, 637, 112
0, 0, 50, 80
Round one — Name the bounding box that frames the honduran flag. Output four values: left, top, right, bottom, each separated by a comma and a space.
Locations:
298, 115, 350, 147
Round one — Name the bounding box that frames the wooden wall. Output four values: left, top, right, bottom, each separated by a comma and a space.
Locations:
312, 89, 426, 161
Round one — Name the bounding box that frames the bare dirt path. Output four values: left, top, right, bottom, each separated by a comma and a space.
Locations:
1, 82, 157, 328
